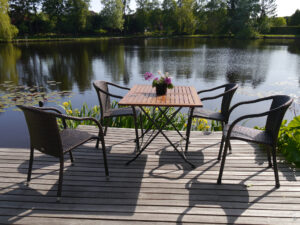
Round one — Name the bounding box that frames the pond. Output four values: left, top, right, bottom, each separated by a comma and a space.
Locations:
0, 38, 299, 148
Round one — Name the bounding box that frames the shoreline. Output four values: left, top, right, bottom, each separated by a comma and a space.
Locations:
1, 34, 299, 43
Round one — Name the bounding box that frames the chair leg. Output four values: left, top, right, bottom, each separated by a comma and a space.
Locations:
69, 151, 74, 165
57, 156, 64, 202
267, 146, 272, 168
27, 147, 34, 186
228, 141, 232, 154
100, 136, 109, 179
218, 135, 225, 161
217, 139, 230, 185
271, 146, 280, 188
132, 107, 140, 152
185, 108, 194, 154
139, 113, 144, 138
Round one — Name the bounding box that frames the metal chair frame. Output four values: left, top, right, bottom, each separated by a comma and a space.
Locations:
18, 105, 109, 201
185, 83, 238, 160
93, 81, 142, 151
217, 95, 293, 188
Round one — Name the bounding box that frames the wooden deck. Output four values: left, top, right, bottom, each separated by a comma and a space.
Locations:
0, 126, 300, 224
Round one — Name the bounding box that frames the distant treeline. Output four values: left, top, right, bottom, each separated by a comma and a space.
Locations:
1, 0, 300, 41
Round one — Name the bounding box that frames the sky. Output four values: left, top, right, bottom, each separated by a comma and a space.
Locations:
89, 0, 300, 17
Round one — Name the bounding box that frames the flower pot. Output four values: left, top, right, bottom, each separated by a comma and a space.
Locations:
156, 83, 167, 96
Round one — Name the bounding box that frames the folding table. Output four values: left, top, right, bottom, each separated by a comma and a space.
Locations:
119, 84, 203, 168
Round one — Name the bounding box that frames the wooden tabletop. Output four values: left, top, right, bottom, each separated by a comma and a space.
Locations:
119, 85, 203, 107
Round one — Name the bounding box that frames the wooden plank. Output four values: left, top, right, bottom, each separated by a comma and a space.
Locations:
0, 126, 299, 225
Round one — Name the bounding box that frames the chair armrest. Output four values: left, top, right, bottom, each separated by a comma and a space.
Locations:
54, 113, 105, 136
197, 84, 228, 95
37, 107, 67, 128
228, 96, 274, 117
201, 88, 237, 102
95, 87, 123, 99
107, 82, 130, 90
226, 104, 285, 138
37, 107, 63, 114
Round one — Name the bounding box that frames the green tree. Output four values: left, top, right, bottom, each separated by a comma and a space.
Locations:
271, 17, 286, 27
9, 0, 40, 34
65, 0, 90, 33
175, 0, 197, 34
0, 0, 18, 40
289, 9, 300, 26
162, 0, 177, 34
101, 0, 124, 31
204, 0, 227, 34
227, 0, 260, 37
257, 0, 277, 33
259, 0, 276, 17
42, 0, 66, 32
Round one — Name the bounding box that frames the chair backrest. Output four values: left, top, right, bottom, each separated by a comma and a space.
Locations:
18, 105, 63, 157
265, 95, 293, 144
221, 83, 238, 121
93, 81, 111, 121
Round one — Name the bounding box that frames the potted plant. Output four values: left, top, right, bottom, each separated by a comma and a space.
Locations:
144, 72, 174, 96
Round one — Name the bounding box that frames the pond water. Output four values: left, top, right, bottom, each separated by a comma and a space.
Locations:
0, 38, 299, 147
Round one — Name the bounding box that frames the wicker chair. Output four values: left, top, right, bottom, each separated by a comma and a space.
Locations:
18, 105, 109, 201
185, 83, 238, 159
93, 80, 142, 151
217, 95, 293, 188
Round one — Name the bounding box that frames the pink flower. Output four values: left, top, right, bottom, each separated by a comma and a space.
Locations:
144, 72, 153, 80
154, 77, 159, 81
165, 77, 172, 85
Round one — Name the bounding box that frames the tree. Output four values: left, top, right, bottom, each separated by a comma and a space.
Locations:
259, 0, 276, 18
162, 0, 177, 33
0, 0, 18, 40
271, 17, 286, 27
257, 0, 277, 33
9, 0, 41, 34
42, 0, 66, 32
65, 0, 90, 33
101, 0, 124, 31
203, 0, 227, 34
289, 9, 300, 26
226, 0, 260, 37
175, 0, 197, 34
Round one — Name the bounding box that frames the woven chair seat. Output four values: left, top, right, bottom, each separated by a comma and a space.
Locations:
193, 108, 225, 121
61, 129, 96, 153
104, 107, 141, 118
223, 124, 273, 146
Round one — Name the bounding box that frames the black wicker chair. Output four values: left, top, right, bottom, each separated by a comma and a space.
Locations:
217, 95, 293, 188
93, 80, 142, 151
185, 83, 238, 159
18, 105, 109, 201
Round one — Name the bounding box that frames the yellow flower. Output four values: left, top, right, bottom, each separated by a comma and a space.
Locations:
205, 125, 210, 129
193, 118, 196, 122
184, 123, 187, 128
198, 124, 204, 130
63, 102, 69, 107
202, 119, 208, 124
67, 109, 72, 114
155, 107, 159, 111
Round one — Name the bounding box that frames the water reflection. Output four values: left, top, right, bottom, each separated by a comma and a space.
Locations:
0, 38, 299, 94
0, 38, 299, 147
0, 39, 299, 91
0, 44, 21, 86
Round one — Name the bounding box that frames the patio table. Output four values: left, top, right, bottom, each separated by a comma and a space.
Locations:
119, 84, 203, 168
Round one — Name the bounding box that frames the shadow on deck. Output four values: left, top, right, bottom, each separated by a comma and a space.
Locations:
0, 126, 299, 224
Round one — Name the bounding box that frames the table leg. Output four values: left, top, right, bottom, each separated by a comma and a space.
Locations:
185, 107, 194, 153
158, 107, 185, 140
127, 106, 195, 168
